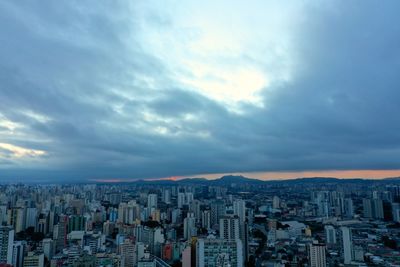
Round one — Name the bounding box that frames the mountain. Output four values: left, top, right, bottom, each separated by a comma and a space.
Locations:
93, 175, 400, 185
210, 175, 264, 185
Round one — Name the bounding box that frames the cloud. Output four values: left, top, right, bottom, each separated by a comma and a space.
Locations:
0, 143, 46, 158
0, 1, 400, 181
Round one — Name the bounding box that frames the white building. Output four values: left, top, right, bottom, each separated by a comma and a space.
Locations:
147, 194, 158, 210
341, 227, 353, 264
309, 242, 326, 267
196, 238, 243, 267
233, 200, 246, 223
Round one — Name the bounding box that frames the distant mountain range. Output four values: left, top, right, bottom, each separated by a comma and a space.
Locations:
103, 174, 400, 185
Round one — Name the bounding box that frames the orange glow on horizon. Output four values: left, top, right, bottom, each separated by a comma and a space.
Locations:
190, 169, 400, 180
89, 170, 400, 183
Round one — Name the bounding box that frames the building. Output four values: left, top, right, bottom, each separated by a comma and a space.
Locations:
219, 216, 240, 240
54, 215, 68, 252
42, 238, 54, 261
9, 208, 26, 233
177, 193, 185, 209
233, 200, 246, 223
23, 252, 44, 267
324, 225, 336, 245
392, 203, 400, 222
210, 201, 225, 228
182, 246, 191, 267
12, 241, 24, 267
0, 226, 14, 265
309, 242, 326, 267
183, 213, 196, 240
363, 198, 384, 219
162, 189, 171, 204
201, 210, 211, 229
120, 239, 136, 267
25, 208, 37, 229
196, 238, 243, 267
272, 196, 280, 209
68, 215, 86, 232
341, 227, 353, 264
147, 194, 158, 210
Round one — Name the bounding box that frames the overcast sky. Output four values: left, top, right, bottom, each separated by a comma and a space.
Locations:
1, 1, 400, 182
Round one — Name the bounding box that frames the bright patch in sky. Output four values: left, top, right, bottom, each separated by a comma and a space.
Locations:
0, 143, 46, 158
138, 1, 301, 110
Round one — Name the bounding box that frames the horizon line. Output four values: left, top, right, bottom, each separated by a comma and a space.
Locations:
88, 169, 400, 183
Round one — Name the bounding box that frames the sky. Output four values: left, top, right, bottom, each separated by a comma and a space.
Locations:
1, 1, 400, 182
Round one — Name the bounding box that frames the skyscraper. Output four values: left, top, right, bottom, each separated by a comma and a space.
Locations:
341, 227, 353, 264
0, 226, 14, 264
201, 210, 211, 229
233, 200, 246, 224
219, 216, 240, 241
147, 194, 158, 210
12, 241, 24, 267
211, 200, 225, 228
309, 242, 326, 267
324, 225, 336, 245
177, 193, 185, 209
183, 213, 197, 240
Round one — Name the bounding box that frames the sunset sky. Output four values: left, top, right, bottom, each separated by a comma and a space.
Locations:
1, 1, 400, 182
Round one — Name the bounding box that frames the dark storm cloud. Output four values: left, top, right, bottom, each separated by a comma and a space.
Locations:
1, 1, 400, 181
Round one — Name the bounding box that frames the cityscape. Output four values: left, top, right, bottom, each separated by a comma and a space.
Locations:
0, 176, 399, 266
1, 0, 400, 267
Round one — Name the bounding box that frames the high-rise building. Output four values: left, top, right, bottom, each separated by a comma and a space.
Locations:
211, 200, 225, 228
162, 189, 171, 204
309, 242, 326, 267
0, 226, 14, 265
219, 216, 240, 241
185, 193, 194, 205
42, 238, 54, 261
324, 225, 336, 245
147, 194, 158, 210
53, 215, 68, 253
119, 239, 135, 267
68, 215, 86, 232
201, 210, 211, 229
0, 206, 7, 225
189, 200, 201, 222
9, 208, 26, 233
363, 198, 384, 219
272, 196, 280, 209
12, 241, 24, 267
182, 246, 191, 267
183, 213, 196, 240
344, 198, 354, 218
392, 203, 400, 222
177, 193, 185, 209
233, 200, 246, 223
341, 227, 353, 264
196, 238, 243, 267
25, 208, 37, 229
